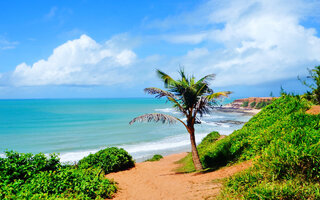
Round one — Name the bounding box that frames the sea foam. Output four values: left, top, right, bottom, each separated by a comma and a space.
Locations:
58, 132, 208, 163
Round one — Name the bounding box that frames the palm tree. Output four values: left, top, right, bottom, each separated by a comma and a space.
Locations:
129, 69, 231, 170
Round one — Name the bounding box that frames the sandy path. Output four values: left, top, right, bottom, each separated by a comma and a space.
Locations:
106, 152, 251, 200
306, 105, 320, 115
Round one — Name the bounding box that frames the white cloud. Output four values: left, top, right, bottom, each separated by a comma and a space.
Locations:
157, 0, 320, 86
0, 37, 19, 50
162, 33, 208, 44
11, 34, 136, 86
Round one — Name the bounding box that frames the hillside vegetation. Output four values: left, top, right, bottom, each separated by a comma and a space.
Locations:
179, 95, 320, 199
0, 147, 134, 199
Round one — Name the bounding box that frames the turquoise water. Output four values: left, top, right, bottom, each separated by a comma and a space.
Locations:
0, 98, 251, 162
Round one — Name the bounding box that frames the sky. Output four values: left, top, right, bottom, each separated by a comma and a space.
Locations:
0, 0, 320, 99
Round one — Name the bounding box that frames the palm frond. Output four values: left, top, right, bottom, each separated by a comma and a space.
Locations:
156, 69, 176, 88
195, 82, 208, 96
144, 87, 176, 99
206, 91, 232, 101
196, 74, 216, 84
144, 87, 187, 115
178, 68, 189, 85
194, 96, 211, 117
129, 113, 179, 125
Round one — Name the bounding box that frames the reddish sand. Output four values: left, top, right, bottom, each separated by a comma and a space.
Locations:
106, 152, 252, 200
306, 105, 320, 115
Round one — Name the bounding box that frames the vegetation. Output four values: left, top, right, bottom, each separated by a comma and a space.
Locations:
130, 69, 230, 170
0, 151, 117, 199
250, 101, 256, 108
78, 147, 134, 174
241, 101, 249, 107
218, 96, 320, 199
299, 65, 320, 104
255, 100, 272, 109
179, 95, 320, 199
145, 154, 163, 162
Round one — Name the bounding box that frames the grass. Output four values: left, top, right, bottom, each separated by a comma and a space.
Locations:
178, 95, 320, 199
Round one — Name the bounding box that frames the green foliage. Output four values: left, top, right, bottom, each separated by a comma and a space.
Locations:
0, 151, 117, 199
254, 101, 264, 109
179, 95, 319, 198
241, 101, 249, 107
250, 101, 256, 108
299, 65, 320, 104
220, 170, 320, 200
0, 151, 60, 182
203, 95, 313, 167
204, 95, 319, 199
78, 147, 134, 174
145, 154, 163, 162
198, 131, 220, 149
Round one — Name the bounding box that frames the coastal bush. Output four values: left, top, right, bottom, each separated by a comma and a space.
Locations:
179, 94, 320, 198
203, 95, 319, 199
255, 101, 265, 109
0, 151, 117, 199
203, 95, 313, 168
145, 154, 163, 162
250, 101, 256, 108
198, 131, 220, 147
78, 147, 134, 174
241, 101, 249, 107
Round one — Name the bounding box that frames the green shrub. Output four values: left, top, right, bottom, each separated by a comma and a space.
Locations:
0, 151, 60, 182
255, 101, 265, 109
78, 147, 134, 174
250, 101, 256, 108
198, 131, 220, 148
0, 151, 117, 199
145, 154, 163, 162
241, 101, 249, 107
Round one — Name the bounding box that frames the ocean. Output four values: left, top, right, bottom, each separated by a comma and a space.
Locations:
0, 98, 252, 162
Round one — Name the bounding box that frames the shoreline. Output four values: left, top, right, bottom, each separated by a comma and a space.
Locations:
213, 106, 261, 115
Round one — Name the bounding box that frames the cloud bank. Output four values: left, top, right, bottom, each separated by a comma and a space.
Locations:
158, 0, 320, 86
11, 35, 136, 86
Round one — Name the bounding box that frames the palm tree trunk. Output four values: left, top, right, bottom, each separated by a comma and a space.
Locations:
188, 126, 203, 171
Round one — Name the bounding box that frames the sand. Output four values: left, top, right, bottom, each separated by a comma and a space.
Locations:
106, 152, 252, 200
215, 106, 261, 115
306, 105, 320, 115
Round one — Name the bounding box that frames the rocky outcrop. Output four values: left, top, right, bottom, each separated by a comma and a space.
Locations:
228, 97, 277, 109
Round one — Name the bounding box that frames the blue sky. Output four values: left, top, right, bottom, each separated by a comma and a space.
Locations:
0, 0, 320, 99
